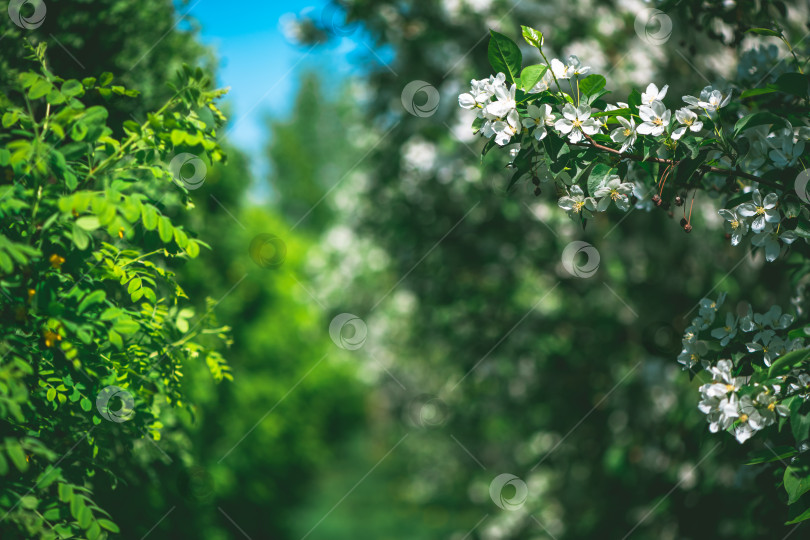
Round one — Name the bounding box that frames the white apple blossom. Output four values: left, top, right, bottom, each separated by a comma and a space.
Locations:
610, 116, 637, 152
593, 175, 634, 211
641, 83, 668, 105
567, 55, 590, 77
737, 190, 779, 232
637, 101, 671, 137
557, 184, 596, 218
718, 208, 749, 246
521, 103, 555, 141
550, 58, 570, 80
484, 81, 517, 119
683, 85, 730, 111
671, 108, 703, 140
491, 110, 522, 146
710, 313, 737, 346
554, 103, 600, 143
698, 89, 731, 112
768, 136, 805, 168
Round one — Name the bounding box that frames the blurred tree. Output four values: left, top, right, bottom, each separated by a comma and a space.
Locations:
2, 1, 368, 538
286, 1, 810, 538
1, 0, 215, 126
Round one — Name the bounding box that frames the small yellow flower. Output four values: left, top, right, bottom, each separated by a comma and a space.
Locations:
49, 254, 65, 269
43, 329, 61, 347
118, 227, 125, 239
27, 288, 35, 299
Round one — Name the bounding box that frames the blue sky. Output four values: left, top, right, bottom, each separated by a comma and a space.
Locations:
186, 0, 368, 157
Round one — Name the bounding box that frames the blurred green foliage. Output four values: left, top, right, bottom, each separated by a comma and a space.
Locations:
2, 0, 809, 539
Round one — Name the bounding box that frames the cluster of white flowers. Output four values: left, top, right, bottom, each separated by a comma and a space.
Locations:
458, 72, 522, 146
459, 67, 736, 154
678, 295, 807, 443
557, 175, 635, 218
737, 44, 791, 85
697, 359, 788, 443
458, 49, 809, 248
717, 189, 799, 262
741, 122, 808, 171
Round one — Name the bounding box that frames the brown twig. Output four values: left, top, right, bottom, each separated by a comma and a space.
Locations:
571, 135, 783, 190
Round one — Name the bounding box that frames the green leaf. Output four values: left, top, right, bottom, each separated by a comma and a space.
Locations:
173, 227, 189, 249
787, 504, 810, 525
70, 495, 82, 519
141, 204, 158, 231
87, 522, 102, 540
785, 465, 810, 504
113, 318, 139, 335
793, 411, 810, 444
740, 87, 776, 99
127, 277, 142, 294
58, 483, 73, 502
75, 215, 100, 231
98, 519, 120, 533
46, 388, 57, 402
587, 163, 615, 197
733, 112, 790, 137
521, 25, 543, 48
71, 224, 90, 250
101, 307, 122, 320
2, 111, 18, 128
520, 64, 548, 91
171, 130, 186, 146
769, 347, 810, 378
746, 27, 782, 37
28, 79, 53, 100
6, 439, 28, 472
579, 74, 606, 97
78, 504, 93, 529
745, 445, 796, 465
772, 72, 810, 97
186, 239, 200, 258
99, 72, 114, 87
628, 89, 641, 114
108, 330, 123, 349
62, 80, 84, 97
675, 150, 709, 186
158, 216, 173, 243
20, 495, 38, 510
80, 397, 92, 412
488, 30, 522, 84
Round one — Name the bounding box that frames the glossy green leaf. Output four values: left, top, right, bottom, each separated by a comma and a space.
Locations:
488, 30, 522, 83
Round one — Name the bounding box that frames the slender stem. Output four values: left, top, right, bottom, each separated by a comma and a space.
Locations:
781, 35, 804, 74
537, 49, 566, 98
119, 249, 165, 268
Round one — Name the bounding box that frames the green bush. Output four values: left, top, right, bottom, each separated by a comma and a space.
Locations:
0, 42, 230, 539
